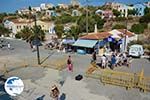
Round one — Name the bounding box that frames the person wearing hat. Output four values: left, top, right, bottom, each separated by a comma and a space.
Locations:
50, 85, 60, 100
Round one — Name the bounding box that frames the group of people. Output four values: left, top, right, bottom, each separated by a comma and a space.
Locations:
0, 39, 12, 50
92, 51, 131, 70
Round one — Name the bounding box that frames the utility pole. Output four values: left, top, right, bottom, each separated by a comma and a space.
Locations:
34, 15, 40, 65
86, 0, 89, 34
124, 17, 128, 52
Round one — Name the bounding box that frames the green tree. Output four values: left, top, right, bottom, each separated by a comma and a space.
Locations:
18, 27, 32, 40
70, 25, 80, 40
18, 26, 45, 41
144, 7, 150, 15
92, 15, 105, 29
0, 13, 7, 23
113, 9, 121, 17
0, 25, 11, 36
128, 9, 137, 16
139, 13, 150, 23
54, 24, 64, 38
112, 24, 126, 29
31, 25, 45, 41
28, 6, 32, 11
77, 15, 96, 33
130, 24, 145, 34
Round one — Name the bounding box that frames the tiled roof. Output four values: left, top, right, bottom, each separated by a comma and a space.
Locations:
11, 19, 33, 24
117, 29, 135, 37
80, 32, 111, 40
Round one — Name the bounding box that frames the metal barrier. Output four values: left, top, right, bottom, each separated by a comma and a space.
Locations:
85, 62, 150, 92
0, 57, 67, 76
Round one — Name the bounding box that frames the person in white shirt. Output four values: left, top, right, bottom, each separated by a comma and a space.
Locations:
7, 43, 10, 49
101, 55, 107, 69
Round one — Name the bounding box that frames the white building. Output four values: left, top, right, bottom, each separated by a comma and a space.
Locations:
32, 7, 41, 12
144, 2, 150, 8
111, 2, 130, 17
58, 4, 68, 9
46, 3, 54, 9
40, 3, 46, 10
17, 8, 30, 15
3, 18, 55, 36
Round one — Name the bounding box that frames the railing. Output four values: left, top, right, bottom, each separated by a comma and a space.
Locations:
85, 62, 150, 92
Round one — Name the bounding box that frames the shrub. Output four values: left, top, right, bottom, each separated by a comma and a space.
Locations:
15, 33, 21, 39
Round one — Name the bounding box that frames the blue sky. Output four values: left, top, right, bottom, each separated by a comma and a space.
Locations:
0, 0, 149, 13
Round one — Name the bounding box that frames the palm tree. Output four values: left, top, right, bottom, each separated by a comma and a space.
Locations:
0, 25, 11, 37
18, 26, 45, 42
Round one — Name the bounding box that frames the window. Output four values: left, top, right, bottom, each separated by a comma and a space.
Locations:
140, 8, 142, 11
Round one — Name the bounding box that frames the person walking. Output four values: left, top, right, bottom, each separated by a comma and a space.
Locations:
67, 55, 73, 72
7, 42, 11, 50
92, 51, 97, 63
111, 53, 116, 70
101, 55, 107, 69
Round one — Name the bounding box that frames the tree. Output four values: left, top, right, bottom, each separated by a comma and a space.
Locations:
18, 27, 32, 40
0, 13, 7, 23
139, 13, 150, 23
18, 26, 45, 42
77, 15, 96, 33
112, 24, 126, 29
92, 15, 105, 29
130, 24, 145, 34
31, 25, 45, 41
28, 6, 32, 11
70, 25, 80, 40
144, 7, 150, 15
128, 9, 137, 16
54, 24, 64, 38
113, 9, 121, 17
0, 25, 11, 36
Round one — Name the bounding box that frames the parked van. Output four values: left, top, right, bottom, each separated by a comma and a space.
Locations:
129, 44, 144, 57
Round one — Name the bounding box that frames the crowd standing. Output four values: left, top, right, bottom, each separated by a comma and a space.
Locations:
92, 51, 131, 70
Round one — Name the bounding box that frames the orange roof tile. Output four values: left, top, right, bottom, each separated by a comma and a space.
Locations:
11, 19, 33, 24
117, 29, 135, 37
80, 32, 111, 40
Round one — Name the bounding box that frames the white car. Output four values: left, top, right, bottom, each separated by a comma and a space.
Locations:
129, 44, 144, 57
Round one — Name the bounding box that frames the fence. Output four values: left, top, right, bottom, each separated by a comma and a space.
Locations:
0, 57, 67, 76
85, 62, 150, 92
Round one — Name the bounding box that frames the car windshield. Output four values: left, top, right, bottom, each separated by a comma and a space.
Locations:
130, 47, 138, 51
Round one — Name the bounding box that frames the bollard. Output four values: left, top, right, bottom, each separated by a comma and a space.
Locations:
4, 63, 8, 74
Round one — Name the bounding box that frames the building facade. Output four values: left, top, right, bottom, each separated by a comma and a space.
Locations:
4, 19, 55, 35
133, 4, 146, 16
46, 10, 57, 16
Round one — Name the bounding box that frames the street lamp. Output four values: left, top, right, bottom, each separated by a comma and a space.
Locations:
34, 15, 40, 65
123, 18, 128, 52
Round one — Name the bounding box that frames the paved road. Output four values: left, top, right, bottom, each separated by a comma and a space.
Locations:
0, 38, 150, 100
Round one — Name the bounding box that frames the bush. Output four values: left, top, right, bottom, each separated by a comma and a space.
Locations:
128, 40, 143, 46
115, 17, 126, 21
130, 23, 145, 34
112, 24, 126, 29
15, 33, 21, 39
139, 13, 150, 23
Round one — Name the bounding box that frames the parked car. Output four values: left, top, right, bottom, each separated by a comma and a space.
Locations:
129, 44, 144, 57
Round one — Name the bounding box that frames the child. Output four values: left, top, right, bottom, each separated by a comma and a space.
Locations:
67, 55, 73, 72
